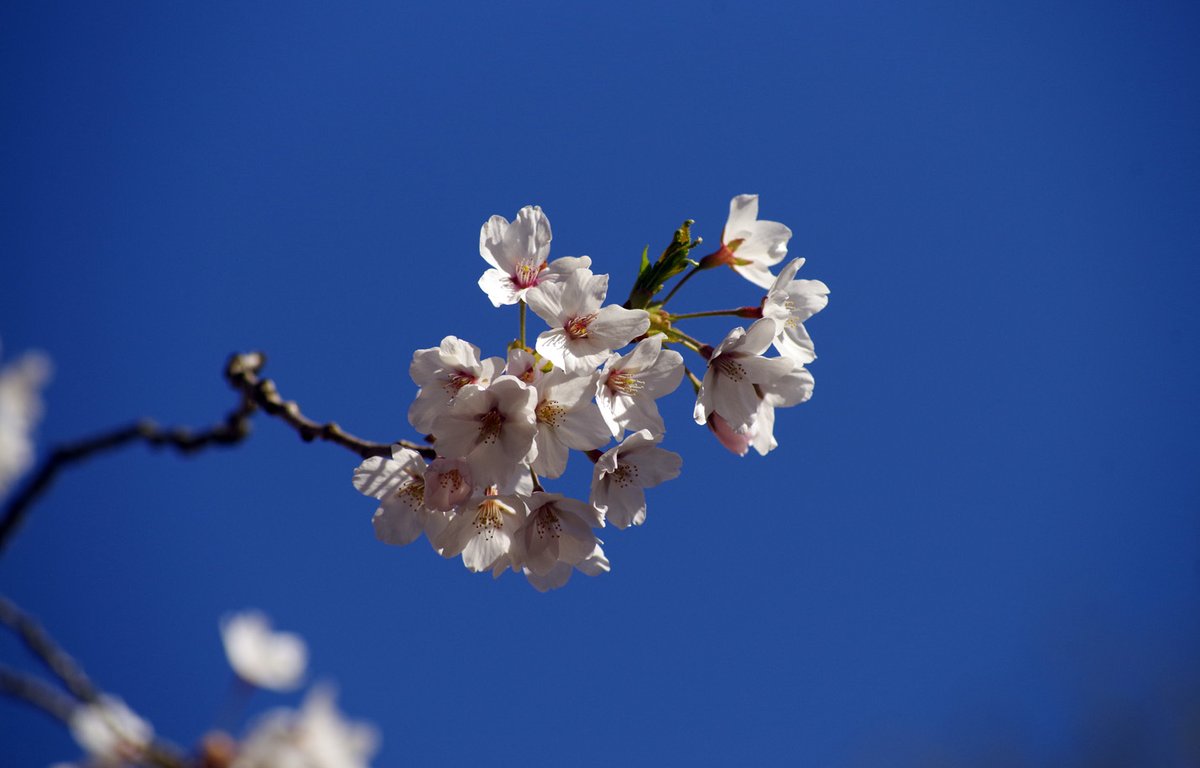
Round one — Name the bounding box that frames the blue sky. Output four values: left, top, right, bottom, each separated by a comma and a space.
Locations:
2, 1, 1199, 765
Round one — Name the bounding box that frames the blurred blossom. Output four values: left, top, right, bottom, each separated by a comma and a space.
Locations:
0, 338, 51, 498
221, 611, 308, 691
64, 695, 153, 767
231, 685, 378, 768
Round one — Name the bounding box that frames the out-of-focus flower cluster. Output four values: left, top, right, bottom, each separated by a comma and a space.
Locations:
56, 611, 378, 768
0, 337, 51, 498
355, 196, 829, 590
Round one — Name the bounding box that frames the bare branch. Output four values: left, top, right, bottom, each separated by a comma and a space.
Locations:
0, 393, 255, 555
0, 664, 76, 724
0, 594, 98, 703
224, 352, 434, 460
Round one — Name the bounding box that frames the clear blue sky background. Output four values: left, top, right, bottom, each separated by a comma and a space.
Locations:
2, 2, 1199, 765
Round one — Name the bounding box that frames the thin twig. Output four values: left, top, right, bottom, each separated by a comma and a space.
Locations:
0, 595, 98, 703
0, 393, 256, 555
0, 664, 76, 724
224, 352, 434, 460
658, 264, 703, 308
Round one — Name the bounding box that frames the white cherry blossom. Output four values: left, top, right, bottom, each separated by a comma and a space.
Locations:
477, 205, 591, 307
352, 446, 430, 545
749, 362, 815, 456
713, 194, 792, 289
530, 368, 610, 479
762, 257, 830, 364
526, 269, 650, 373
408, 336, 503, 435
0, 340, 51, 498
511, 492, 604, 579
231, 685, 379, 768
430, 492, 528, 573
522, 543, 611, 592
706, 412, 752, 457
422, 457, 472, 512
596, 334, 684, 438
432, 375, 537, 488
503, 347, 544, 386
590, 429, 681, 529
221, 610, 308, 692
692, 318, 795, 432
67, 696, 153, 767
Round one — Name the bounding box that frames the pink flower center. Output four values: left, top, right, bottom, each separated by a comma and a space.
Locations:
512, 262, 545, 289
565, 314, 596, 339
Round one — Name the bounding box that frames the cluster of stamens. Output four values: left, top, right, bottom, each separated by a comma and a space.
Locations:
477, 409, 504, 444
606, 370, 644, 395
565, 314, 596, 339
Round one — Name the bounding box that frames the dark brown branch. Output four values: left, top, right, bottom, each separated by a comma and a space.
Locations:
224, 352, 435, 460
0, 664, 76, 724
0, 393, 255, 555
0, 595, 98, 703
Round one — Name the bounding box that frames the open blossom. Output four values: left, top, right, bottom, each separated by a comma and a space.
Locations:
522, 543, 611, 592
221, 610, 308, 691
526, 269, 650, 372
408, 337, 503, 435
422, 457, 472, 512
511, 492, 604, 579
231, 685, 379, 768
430, 492, 528, 573
711, 194, 793, 289
67, 696, 153, 767
432, 375, 537, 488
749, 362, 815, 456
503, 347, 544, 386
762, 257, 830, 365
530, 368, 611, 478
352, 446, 430, 545
0, 340, 51, 498
590, 430, 682, 529
477, 205, 592, 307
692, 318, 796, 432
596, 335, 684, 438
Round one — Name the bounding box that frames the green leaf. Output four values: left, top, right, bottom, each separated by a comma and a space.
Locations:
624, 220, 703, 309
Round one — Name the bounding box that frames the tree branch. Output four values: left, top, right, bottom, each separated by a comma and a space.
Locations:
224, 352, 434, 460
0, 393, 255, 555
0, 595, 98, 703
0, 664, 76, 724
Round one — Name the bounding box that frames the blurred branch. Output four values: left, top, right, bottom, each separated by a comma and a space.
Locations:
224, 352, 434, 460
0, 595, 98, 703
0, 393, 255, 556
0, 664, 76, 723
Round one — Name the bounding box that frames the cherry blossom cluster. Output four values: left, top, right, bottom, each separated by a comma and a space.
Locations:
57, 610, 377, 768
353, 195, 829, 591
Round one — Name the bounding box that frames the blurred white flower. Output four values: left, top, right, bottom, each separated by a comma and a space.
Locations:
526, 269, 650, 373
761, 257, 830, 365
477, 205, 591, 307
232, 685, 378, 768
67, 695, 153, 767
0, 339, 51, 498
221, 611, 308, 692
590, 430, 682, 529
